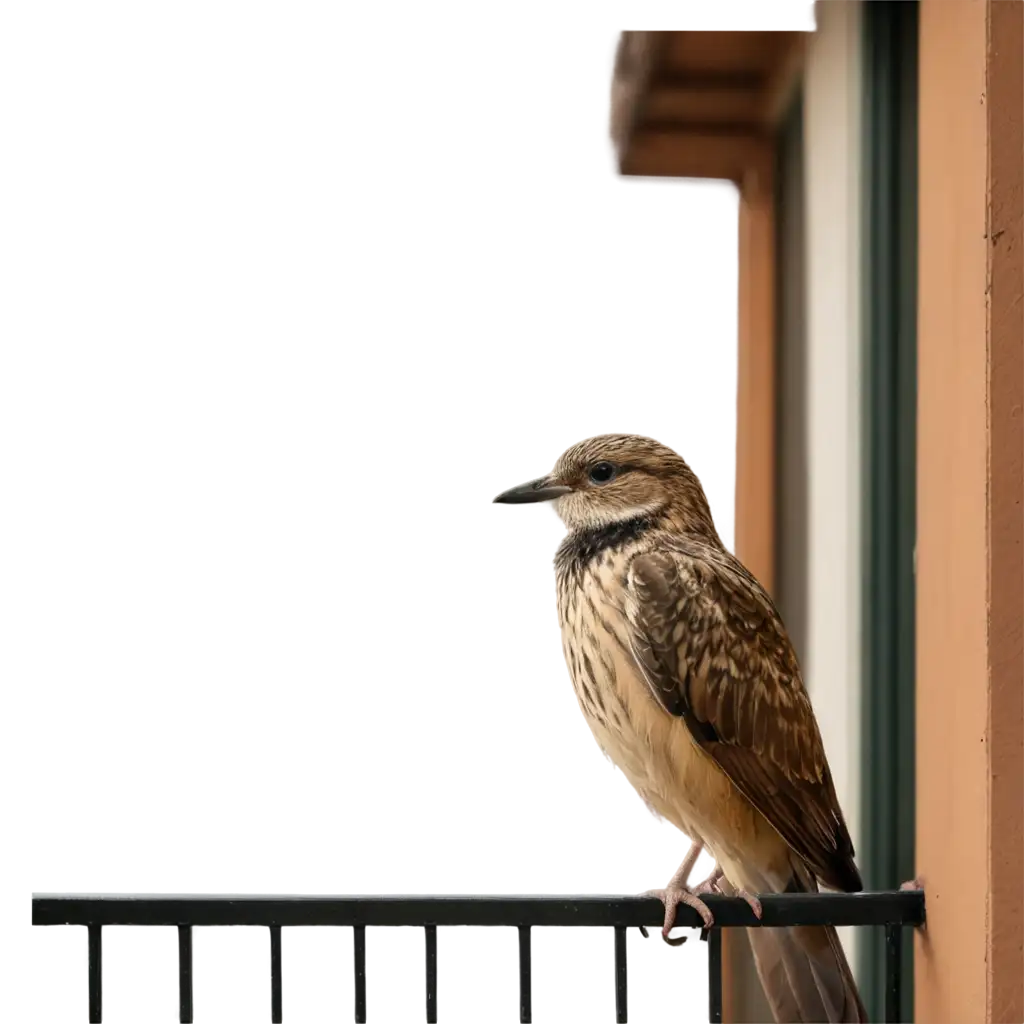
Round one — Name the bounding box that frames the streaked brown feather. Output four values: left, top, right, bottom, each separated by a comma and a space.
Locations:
624, 542, 862, 893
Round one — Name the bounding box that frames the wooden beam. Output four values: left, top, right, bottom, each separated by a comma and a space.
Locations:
643, 36, 808, 133
729, 144, 777, 1024
734, 149, 776, 595
647, 71, 766, 91
641, 83, 763, 127
661, 31, 803, 79
610, 32, 663, 165
619, 129, 767, 181
612, 31, 809, 179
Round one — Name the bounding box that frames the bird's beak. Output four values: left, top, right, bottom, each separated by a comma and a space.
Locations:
493, 475, 572, 504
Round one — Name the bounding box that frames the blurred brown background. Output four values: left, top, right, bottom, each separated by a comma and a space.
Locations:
0, 8, 720, 1015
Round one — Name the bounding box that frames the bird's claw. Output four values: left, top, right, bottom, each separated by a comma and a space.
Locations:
639, 871, 762, 942
899, 877, 924, 892
735, 889, 763, 919
692, 873, 763, 920
640, 885, 714, 945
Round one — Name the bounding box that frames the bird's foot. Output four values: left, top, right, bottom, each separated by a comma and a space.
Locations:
639, 885, 714, 945
689, 868, 761, 920
734, 889, 763, 919
899, 877, 924, 892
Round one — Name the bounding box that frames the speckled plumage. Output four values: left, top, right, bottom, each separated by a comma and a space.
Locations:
498, 434, 866, 1023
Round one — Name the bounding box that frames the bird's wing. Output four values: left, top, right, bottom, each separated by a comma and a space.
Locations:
624, 545, 861, 892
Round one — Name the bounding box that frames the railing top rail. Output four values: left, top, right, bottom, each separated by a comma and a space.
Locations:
33, 890, 925, 930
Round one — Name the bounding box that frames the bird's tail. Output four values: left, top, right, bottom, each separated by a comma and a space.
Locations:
736, 865, 867, 1023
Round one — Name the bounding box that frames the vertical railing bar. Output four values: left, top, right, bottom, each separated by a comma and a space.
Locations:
707, 928, 723, 1024
353, 925, 367, 1024
178, 924, 194, 1023
884, 923, 901, 1023
270, 925, 283, 1024
88, 924, 102, 1024
189, 925, 200, 1019
614, 925, 628, 1023
425, 925, 437, 1024
518, 925, 532, 1023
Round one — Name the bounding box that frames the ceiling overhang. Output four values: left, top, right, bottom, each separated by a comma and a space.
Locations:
610, 31, 809, 181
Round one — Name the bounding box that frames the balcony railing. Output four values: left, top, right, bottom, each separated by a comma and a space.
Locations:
24, 884, 925, 1019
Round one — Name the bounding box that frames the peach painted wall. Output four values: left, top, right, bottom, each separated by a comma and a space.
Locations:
917, 2, 1024, 1021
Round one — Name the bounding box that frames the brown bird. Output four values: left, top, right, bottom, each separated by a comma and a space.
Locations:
495, 434, 866, 1023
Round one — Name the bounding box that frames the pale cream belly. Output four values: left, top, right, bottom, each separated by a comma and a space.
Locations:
581, 650, 734, 837
575, 641, 790, 889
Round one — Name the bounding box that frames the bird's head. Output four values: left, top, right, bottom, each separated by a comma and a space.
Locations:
493, 433, 720, 539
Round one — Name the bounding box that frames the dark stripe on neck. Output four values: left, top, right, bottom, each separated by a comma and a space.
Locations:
556, 513, 659, 576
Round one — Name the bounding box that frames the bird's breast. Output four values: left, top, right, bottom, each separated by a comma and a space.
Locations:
557, 565, 700, 827
556, 558, 743, 843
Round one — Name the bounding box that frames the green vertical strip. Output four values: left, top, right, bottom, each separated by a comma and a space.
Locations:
861, 3, 918, 1022
892, 4, 919, 993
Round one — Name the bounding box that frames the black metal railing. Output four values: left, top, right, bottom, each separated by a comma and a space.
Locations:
24, 884, 925, 1019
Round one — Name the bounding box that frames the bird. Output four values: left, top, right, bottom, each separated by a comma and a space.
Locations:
494, 433, 867, 1023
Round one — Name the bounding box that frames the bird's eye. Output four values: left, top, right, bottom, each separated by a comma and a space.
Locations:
588, 461, 617, 485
